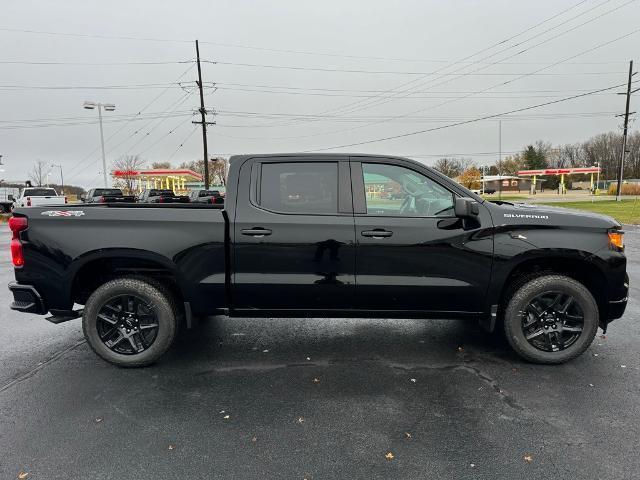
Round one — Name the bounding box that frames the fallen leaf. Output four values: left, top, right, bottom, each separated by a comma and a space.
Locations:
168, 445, 174, 450
223, 415, 230, 419
523, 454, 533, 463
470, 463, 476, 468
297, 416, 305, 424
457, 346, 464, 352
588, 383, 595, 387
621, 365, 627, 368
593, 353, 599, 357
18, 472, 29, 479
219, 410, 225, 414
312, 377, 321, 384
410, 378, 416, 383
95, 417, 103, 423
306, 357, 311, 361
385, 452, 395, 461
404, 432, 412, 438
601, 334, 607, 340
251, 436, 257, 443
262, 349, 269, 353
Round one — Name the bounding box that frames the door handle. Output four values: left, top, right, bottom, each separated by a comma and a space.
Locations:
241, 227, 272, 237
361, 229, 393, 238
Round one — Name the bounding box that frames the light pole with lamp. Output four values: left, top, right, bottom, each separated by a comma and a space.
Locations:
83, 101, 115, 187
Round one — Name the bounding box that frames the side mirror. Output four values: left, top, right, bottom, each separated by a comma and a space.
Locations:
79, 195, 86, 202
8, 195, 14, 201
454, 197, 479, 218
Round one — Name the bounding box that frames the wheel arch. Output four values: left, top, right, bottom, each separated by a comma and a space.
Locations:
68, 249, 185, 306
493, 250, 608, 321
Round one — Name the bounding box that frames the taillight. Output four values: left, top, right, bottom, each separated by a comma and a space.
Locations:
9, 216, 28, 267
64, 196, 68, 204
99, 196, 106, 203
26, 197, 31, 207
158, 197, 164, 203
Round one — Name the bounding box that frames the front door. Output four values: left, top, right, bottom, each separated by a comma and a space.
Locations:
232, 157, 356, 313
351, 158, 493, 314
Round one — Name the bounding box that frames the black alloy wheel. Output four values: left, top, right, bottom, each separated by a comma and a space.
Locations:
521, 292, 584, 352
503, 274, 598, 364
96, 295, 159, 355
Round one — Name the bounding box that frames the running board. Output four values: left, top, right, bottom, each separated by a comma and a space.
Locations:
46, 309, 83, 324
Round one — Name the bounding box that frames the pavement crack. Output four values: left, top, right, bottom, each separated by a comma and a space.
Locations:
0, 338, 86, 394
390, 362, 525, 411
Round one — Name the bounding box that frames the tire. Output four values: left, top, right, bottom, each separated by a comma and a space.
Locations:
82, 277, 178, 367
503, 274, 599, 364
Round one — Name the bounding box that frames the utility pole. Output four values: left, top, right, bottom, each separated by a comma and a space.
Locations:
193, 40, 215, 189
615, 60, 638, 202
498, 120, 502, 200
51, 163, 64, 195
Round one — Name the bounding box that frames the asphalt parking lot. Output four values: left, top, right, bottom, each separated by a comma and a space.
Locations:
1, 227, 639, 480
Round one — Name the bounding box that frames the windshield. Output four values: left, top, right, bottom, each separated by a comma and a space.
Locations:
24, 188, 57, 196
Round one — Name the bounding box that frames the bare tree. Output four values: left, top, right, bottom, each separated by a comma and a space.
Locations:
29, 160, 50, 186
433, 158, 464, 178
179, 157, 229, 186
112, 155, 146, 194
151, 161, 172, 169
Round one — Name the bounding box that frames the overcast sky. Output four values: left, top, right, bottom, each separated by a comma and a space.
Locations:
1, 0, 639, 187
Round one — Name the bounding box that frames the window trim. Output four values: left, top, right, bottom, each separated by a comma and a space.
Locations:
250, 160, 351, 216
351, 158, 458, 219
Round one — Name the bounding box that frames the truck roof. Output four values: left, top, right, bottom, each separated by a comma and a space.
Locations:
228, 153, 412, 163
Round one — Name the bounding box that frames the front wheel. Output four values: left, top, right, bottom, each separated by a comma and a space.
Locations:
503, 274, 599, 364
82, 278, 177, 367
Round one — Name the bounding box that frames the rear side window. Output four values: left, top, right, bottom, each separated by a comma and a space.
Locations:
259, 162, 338, 214
24, 188, 57, 196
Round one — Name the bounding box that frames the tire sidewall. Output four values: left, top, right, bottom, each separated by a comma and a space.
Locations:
504, 275, 598, 364
82, 278, 176, 367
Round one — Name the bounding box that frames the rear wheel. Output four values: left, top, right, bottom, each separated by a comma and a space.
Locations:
503, 274, 598, 364
82, 277, 177, 367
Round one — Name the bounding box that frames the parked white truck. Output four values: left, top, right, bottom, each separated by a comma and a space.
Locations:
10, 187, 67, 209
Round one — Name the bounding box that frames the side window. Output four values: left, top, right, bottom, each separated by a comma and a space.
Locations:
259, 162, 338, 214
361, 163, 455, 217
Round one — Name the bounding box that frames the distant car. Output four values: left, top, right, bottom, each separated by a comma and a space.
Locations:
84, 188, 136, 204
12, 187, 67, 208
137, 189, 190, 204
189, 189, 224, 204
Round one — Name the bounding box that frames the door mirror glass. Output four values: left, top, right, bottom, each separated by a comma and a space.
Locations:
361, 163, 455, 217
454, 197, 479, 218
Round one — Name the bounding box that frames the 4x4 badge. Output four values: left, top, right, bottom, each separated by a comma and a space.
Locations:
41, 211, 85, 217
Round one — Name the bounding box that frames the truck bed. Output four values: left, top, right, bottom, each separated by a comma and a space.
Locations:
13, 204, 228, 315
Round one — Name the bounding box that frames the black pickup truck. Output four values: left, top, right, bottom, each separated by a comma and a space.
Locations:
8, 154, 628, 367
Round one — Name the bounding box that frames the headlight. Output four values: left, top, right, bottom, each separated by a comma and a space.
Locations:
608, 231, 624, 250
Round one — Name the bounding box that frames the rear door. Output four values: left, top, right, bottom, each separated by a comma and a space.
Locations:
351, 157, 493, 314
232, 156, 356, 312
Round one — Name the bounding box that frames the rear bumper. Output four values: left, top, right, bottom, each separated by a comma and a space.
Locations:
8, 282, 47, 314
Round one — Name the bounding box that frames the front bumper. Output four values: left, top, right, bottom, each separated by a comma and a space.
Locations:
9, 282, 47, 314
606, 272, 629, 322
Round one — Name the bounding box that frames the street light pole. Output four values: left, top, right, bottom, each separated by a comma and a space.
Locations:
83, 101, 115, 188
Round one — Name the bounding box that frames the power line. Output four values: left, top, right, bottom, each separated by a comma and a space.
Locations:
167, 127, 199, 161
304, 0, 634, 128
65, 64, 195, 179
299, 81, 630, 152
208, 60, 625, 76
0, 60, 193, 66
